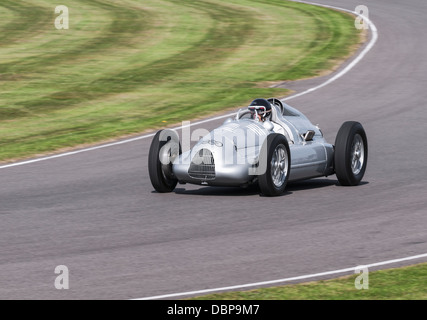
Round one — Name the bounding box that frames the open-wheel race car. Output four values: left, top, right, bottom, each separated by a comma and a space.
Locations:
148, 98, 368, 196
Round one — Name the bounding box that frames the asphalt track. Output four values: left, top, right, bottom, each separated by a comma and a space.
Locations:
1, 0, 427, 299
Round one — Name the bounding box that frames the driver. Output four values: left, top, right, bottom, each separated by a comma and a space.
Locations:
248, 98, 272, 122
248, 98, 285, 135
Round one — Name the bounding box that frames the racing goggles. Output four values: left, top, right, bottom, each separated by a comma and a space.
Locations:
248, 106, 268, 115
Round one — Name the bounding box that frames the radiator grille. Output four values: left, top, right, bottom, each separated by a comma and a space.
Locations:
188, 149, 215, 180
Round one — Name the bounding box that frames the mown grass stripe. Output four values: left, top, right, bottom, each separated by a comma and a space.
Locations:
0, 0, 51, 46
265, 1, 357, 80
1, 0, 258, 120
0, 0, 152, 73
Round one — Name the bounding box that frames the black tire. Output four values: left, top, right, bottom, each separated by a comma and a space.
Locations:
334, 121, 368, 186
148, 130, 181, 193
258, 134, 291, 196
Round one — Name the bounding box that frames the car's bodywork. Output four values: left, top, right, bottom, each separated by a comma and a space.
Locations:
172, 99, 334, 186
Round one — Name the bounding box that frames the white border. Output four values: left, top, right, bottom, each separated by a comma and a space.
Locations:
0, 1, 378, 171
134, 253, 427, 300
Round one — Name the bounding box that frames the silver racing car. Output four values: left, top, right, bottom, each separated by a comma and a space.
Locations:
148, 98, 368, 196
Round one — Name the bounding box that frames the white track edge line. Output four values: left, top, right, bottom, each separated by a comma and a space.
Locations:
0, 1, 378, 170
133, 253, 427, 300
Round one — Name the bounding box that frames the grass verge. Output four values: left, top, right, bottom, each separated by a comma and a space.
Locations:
0, 0, 362, 162
190, 263, 427, 300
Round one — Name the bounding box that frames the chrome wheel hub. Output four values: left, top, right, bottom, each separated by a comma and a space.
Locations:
271, 144, 288, 188
351, 134, 365, 175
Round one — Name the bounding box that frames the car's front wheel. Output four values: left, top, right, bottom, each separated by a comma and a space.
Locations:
258, 134, 291, 196
148, 129, 181, 193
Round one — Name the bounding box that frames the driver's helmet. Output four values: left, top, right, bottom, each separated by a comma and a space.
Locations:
248, 98, 272, 122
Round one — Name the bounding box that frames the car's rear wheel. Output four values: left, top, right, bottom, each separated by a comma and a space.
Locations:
258, 134, 291, 196
334, 121, 368, 186
148, 129, 181, 193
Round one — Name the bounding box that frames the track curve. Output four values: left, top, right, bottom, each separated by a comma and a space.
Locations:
1, 0, 426, 299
